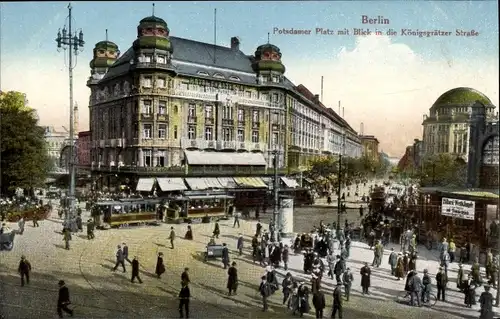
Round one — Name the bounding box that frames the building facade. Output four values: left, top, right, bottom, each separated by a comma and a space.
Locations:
77, 131, 91, 167
43, 126, 71, 170
86, 16, 361, 176
422, 87, 497, 161
359, 135, 379, 162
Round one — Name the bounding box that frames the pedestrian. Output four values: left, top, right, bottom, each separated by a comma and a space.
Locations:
360, 262, 371, 294
221, 243, 230, 269
421, 269, 431, 303
18, 255, 32, 286
312, 288, 326, 318
395, 253, 404, 280
227, 261, 238, 296
388, 248, 398, 275
86, 219, 95, 239
281, 272, 293, 305
112, 245, 126, 272
448, 239, 456, 263
331, 283, 343, 318
435, 266, 447, 302
259, 275, 271, 312
179, 282, 191, 318
457, 263, 465, 291
62, 227, 71, 250
342, 267, 353, 301
233, 211, 240, 228
256, 220, 262, 237
131, 256, 143, 283
155, 252, 165, 279
181, 267, 190, 286
479, 284, 494, 319
237, 234, 244, 256
122, 242, 131, 263
334, 255, 344, 284
76, 214, 83, 232
409, 270, 422, 307
169, 227, 176, 249
464, 274, 476, 308
57, 280, 73, 318
213, 222, 220, 239
282, 245, 289, 270
32, 212, 39, 227
17, 216, 25, 235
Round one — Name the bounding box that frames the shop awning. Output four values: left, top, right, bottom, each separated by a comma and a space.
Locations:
234, 177, 268, 188
281, 177, 299, 188
156, 178, 187, 191
303, 177, 314, 184
184, 178, 223, 190
184, 150, 266, 166
217, 177, 238, 188
136, 178, 155, 192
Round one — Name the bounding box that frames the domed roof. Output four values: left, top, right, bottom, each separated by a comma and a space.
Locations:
139, 16, 167, 25
256, 43, 281, 52
433, 87, 492, 107
94, 40, 118, 49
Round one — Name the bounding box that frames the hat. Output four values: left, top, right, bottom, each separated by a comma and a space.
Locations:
58, 280, 65, 286
484, 284, 491, 289
423, 269, 428, 273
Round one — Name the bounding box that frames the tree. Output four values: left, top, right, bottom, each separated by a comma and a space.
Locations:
419, 153, 467, 187
0, 91, 51, 196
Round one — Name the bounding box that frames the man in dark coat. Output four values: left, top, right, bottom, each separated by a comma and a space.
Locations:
256, 221, 262, 237
282, 272, 293, 305
479, 284, 494, 319
409, 270, 423, 306
179, 282, 191, 318
86, 219, 94, 239
331, 283, 343, 318
342, 268, 354, 301
312, 289, 326, 319
18, 255, 32, 287
236, 234, 244, 256
131, 256, 143, 283
334, 256, 345, 284
221, 243, 230, 269
435, 266, 447, 301
227, 262, 238, 295
259, 275, 271, 312
57, 280, 73, 318
282, 245, 290, 270
122, 242, 130, 263
113, 245, 126, 272
181, 268, 191, 286
360, 262, 371, 295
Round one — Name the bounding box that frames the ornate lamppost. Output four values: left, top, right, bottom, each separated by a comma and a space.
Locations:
55, 3, 84, 226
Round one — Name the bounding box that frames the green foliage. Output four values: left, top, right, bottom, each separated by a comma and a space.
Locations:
0, 91, 51, 195
419, 153, 467, 187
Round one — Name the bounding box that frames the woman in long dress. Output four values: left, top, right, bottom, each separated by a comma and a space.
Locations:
464, 274, 477, 308
155, 252, 165, 279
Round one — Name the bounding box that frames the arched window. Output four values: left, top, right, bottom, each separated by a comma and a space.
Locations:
482, 135, 499, 164
229, 76, 240, 81
213, 73, 225, 79
197, 71, 209, 76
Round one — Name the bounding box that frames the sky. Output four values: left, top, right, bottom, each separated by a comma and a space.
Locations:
1, 1, 498, 157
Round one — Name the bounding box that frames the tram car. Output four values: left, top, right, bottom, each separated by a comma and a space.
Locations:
91, 198, 162, 228
165, 192, 234, 223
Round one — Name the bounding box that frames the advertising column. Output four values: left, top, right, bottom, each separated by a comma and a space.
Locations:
279, 196, 294, 237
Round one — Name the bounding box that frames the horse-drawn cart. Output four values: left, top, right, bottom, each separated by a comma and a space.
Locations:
0, 231, 15, 251
204, 244, 224, 261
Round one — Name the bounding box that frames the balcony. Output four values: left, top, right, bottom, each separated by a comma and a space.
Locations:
237, 142, 247, 150
99, 140, 105, 148
104, 139, 111, 147
169, 88, 272, 108
116, 138, 124, 147
131, 138, 179, 147
134, 62, 170, 70
222, 119, 234, 126
252, 122, 260, 129
110, 139, 116, 147
170, 89, 217, 101
271, 123, 282, 131
249, 142, 267, 151
156, 114, 169, 121
238, 97, 271, 108
140, 113, 154, 121
187, 116, 197, 124
205, 117, 215, 125
237, 120, 246, 127
219, 140, 236, 150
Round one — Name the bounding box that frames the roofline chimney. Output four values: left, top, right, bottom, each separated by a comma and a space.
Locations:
230, 36, 240, 51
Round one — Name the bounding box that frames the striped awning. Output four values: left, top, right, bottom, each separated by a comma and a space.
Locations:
217, 177, 238, 188
156, 178, 187, 191
136, 178, 155, 192
184, 178, 223, 190
234, 177, 267, 188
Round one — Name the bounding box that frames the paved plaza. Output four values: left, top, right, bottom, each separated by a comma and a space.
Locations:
0, 202, 493, 318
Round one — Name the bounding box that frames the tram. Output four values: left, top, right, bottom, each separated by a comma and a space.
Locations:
91, 198, 162, 228
165, 192, 234, 223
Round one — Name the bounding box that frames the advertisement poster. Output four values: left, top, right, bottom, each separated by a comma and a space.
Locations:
441, 197, 476, 220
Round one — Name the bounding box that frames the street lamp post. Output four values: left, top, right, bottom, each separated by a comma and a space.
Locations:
336, 153, 342, 231
273, 149, 279, 231
55, 3, 84, 226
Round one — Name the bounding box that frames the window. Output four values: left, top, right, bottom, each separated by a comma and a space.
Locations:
143, 55, 152, 63
143, 76, 152, 88
143, 149, 152, 167
245, 91, 252, 98
223, 105, 232, 119
158, 124, 168, 139
158, 101, 167, 115
142, 100, 152, 114
252, 130, 259, 143
188, 126, 196, 139
205, 105, 213, 118
252, 110, 259, 122
174, 125, 178, 139
221, 128, 232, 141
205, 126, 213, 140
157, 77, 166, 88
272, 112, 279, 123
237, 129, 244, 142
273, 132, 279, 145
157, 55, 166, 64
157, 150, 166, 167
143, 124, 152, 139
197, 71, 209, 76
229, 76, 240, 81
188, 104, 196, 117
272, 93, 279, 102
213, 73, 224, 79
237, 109, 245, 121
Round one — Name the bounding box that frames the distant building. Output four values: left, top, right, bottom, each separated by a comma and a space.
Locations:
422, 87, 497, 161
77, 131, 91, 166
42, 126, 70, 169
359, 135, 379, 162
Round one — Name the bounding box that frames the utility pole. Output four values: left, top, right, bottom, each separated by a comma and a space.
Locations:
273, 149, 279, 230
55, 3, 85, 227
337, 101, 345, 231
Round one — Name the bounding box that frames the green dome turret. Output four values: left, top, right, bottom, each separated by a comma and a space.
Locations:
433, 87, 492, 107
133, 15, 172, 52
89, 36, 120, 70
252, 43, 285, 74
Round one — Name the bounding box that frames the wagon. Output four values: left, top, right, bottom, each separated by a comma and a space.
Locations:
204, 244, 224, 261
0, 231, 15, 251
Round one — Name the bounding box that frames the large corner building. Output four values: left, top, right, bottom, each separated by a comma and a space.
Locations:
86, 16, 361, 182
